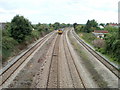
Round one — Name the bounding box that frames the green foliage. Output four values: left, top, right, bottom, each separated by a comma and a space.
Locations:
61, 23, 67, 28
75, 25, 82, 33
105, 33, 116, 52
79, 32, 96, 45
73, 23, 77, 30
2, 29, 10, 36
2, 36, 18, 50
24, 30, 40, 44
74, 19, 120, 64
104, 26, 118, 32
74, 19, 98, 33
2, 26, 40, 62
37, 24, 48, 32
2, 36, 18, 60
10, 15, 32, 43
104, 32, 120, 62
84, 19, 98, 33
36, 22, 71, 33
2, 15, 75, 63
99, 23, 105, 27
31, 30, 40, 40
53, 22, 60, 30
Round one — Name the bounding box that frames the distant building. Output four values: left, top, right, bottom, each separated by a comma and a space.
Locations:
0, 22, 6, 30
99, 25, 104, 29
92, 30, 109, 39
108, 23, 118, 28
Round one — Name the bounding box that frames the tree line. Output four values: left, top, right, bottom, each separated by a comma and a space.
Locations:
73, 19, 100, 33
7, 15, 72, 43
2, 15, 72, 62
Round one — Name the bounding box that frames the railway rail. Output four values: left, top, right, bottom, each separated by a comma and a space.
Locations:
46, 35, 60, 88
63, 30, 86, 88
71, 29, 120, 79
0, 31, 56, 87
32, 30, 86, 88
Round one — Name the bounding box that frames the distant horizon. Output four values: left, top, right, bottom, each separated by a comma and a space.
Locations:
0, 20, 118, 25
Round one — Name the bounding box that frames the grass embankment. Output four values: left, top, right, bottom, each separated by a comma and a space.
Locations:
76, 32, 120, 65
2, 30, 48, 64
68, 31, 108, 87
78, 32, 96, 45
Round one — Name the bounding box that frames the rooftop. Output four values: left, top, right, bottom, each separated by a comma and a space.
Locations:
93, 30, 109, 33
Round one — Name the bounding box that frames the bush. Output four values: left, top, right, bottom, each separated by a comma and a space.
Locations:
31, 30, 40, 40
95, 48, 105, 54
92, 39, 105, 48
80, 33, 96, 44
105, 33, 120, 63
2, 36, 18, 61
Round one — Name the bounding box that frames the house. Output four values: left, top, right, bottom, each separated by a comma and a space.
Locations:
92, 30, 109, 39
108, 23, 118, 28
99, 25, 104, 29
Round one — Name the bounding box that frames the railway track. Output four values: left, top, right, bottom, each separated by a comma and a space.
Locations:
45, 30, 86, 88
46, 35, 60, 88
63, 30, 86, 88
71, 29, 120, 79
32, 29, 87, 88
46, 30, 86, 88
0, 31, 56, 87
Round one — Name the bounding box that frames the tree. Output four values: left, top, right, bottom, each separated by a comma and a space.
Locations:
53, 22, 60, 30
100, 23, 105, 27
84, 19, 98, 33
73, 23, 77, 30
84, 20, 91, 33
61, 23, 66, 28
10, 15, 32, 43
37, 24, 49, 34
75, 25, 82, 32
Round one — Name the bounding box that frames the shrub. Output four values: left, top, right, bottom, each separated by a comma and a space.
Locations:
31, 30, 40, 40
92, 39, 105, 48
2, 36, 18, 61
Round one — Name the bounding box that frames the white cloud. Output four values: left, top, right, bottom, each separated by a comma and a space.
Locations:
0, 0, 118, 24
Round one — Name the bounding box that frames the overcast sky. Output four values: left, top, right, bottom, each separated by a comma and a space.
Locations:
0, 0, 119, 24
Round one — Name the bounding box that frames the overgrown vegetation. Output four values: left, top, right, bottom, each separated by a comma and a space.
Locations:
104, 29, 120, 63
2, 15, 72, 63
73, 19, 100, 33
74, 20, 120, 64
79, 33, 96, 44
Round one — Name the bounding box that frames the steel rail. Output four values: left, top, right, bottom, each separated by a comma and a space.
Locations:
0, 31, 56, 86
65, 30, 86, 88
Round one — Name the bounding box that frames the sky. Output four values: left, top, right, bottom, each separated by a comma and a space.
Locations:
0, 0, 119, 24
